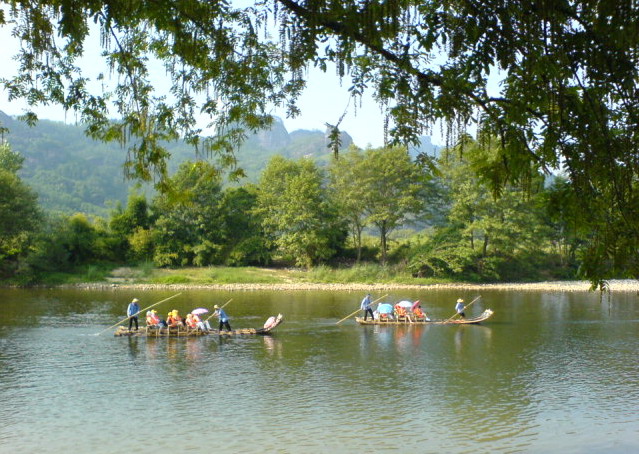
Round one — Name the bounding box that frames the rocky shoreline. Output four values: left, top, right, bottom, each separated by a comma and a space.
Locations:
63, 279, 639, 292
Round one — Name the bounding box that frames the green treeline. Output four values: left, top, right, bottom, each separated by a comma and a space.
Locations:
1, 137, 592, 285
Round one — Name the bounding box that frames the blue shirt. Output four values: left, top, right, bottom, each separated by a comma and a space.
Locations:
216, 309, 229, 322
455, 302, 465, 313
127, 302, 140, 317
360, 295, 372, 310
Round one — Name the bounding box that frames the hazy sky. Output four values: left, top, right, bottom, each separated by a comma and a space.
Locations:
0, 23, 421, 148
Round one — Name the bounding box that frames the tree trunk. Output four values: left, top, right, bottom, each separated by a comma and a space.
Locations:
354, 222, 363, 264
380, 222, 388, 264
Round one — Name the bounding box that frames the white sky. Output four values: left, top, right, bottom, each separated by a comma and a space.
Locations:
0, 5, 521, 150
0, 22, 414, 148
0, 1, 516, 149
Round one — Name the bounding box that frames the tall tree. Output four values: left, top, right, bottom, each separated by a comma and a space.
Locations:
0, 142, 25, 173
542, 177, 585, 268
359, 146, 426, 264
0, 144, 41, 276
257, 155, 344, 268
427, 138, 554, 280
328, 147, 369, 263
151, 161, 225, 266
2, 1, 639, 284
218, 186, 271, 266
109, 189, 151, 261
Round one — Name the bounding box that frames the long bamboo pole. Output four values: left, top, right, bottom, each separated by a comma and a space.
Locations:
95, 293, 182, 335
444, 295, 481, 322
336, 294, 389, 324
203, 298, 233, 323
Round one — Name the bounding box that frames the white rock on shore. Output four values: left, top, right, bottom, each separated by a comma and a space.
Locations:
64, 279, 639, 292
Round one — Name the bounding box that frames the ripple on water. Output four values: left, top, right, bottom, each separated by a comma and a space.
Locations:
2, 290, 639, 454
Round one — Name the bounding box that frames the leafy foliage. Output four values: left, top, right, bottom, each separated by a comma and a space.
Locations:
0, 111, 360, 216
151, 161, 225, 266
257, 155, 346, 267
328, 148, 369, 262
3, 0, 637, 284
408, 138, 560, 281
0, 145, 42, 277
357, 146, 430, 263
218, 186, 272, 266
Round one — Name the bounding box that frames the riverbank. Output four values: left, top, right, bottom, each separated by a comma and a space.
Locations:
64, 279, 639, 292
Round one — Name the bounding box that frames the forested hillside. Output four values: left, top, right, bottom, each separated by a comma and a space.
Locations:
0, 112, 364, 215
1, 110, 439, 216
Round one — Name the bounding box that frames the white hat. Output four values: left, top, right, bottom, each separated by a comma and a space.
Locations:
457, 298, 464, 303
132, 298, 139, 303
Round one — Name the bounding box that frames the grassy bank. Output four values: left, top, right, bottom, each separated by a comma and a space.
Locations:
13, 263, 639, 292
25, 263, 454, 287
114, 264, 453, 286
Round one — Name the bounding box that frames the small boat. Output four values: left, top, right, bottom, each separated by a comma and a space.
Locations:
114, 314, 284, 337
355, 309, 494, 325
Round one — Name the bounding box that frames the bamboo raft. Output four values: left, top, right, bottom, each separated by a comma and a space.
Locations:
114, 314, 284, 337
355, 309, 494, 325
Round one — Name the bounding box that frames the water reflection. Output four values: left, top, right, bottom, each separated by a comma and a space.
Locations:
454, 325, 493, 356
145, 337, 161, 361
127, 336, 140, 361
0, 288, 638, 454
262, 335, 283, 358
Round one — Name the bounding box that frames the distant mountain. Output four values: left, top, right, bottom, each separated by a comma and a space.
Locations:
1, 110, 147, 216
1, 110, 437, 216
0, 112, 354, 215
409, 135, 440, 160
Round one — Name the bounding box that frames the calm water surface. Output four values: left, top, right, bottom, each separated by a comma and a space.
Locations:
0, 288, 638, 453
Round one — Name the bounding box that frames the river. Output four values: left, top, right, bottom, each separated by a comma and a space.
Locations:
0, 287, 637, 453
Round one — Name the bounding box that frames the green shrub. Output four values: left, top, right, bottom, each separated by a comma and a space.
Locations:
152, 275, 192, 284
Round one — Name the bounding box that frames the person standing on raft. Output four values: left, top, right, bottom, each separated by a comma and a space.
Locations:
127, 298, 140, 331
213, 305, 232, 331
360, 294, 374, 321
455, 298, 466, 319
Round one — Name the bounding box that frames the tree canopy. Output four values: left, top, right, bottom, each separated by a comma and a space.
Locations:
0, 143, 42, 276
1, 0, 638, 284
257, 155, 343, 267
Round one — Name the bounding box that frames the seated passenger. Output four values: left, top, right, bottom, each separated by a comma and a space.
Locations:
192, 313, 211, 331
394, 304, 408, 318
376, 303, 394, 320
185, 313, 198, 330
146, 310, 160, 328
167, 310, 184, 328
413, 306, 431, 321
154, 310, 168, 327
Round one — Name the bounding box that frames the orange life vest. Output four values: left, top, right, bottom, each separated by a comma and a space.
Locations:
148, 313, 160, 325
